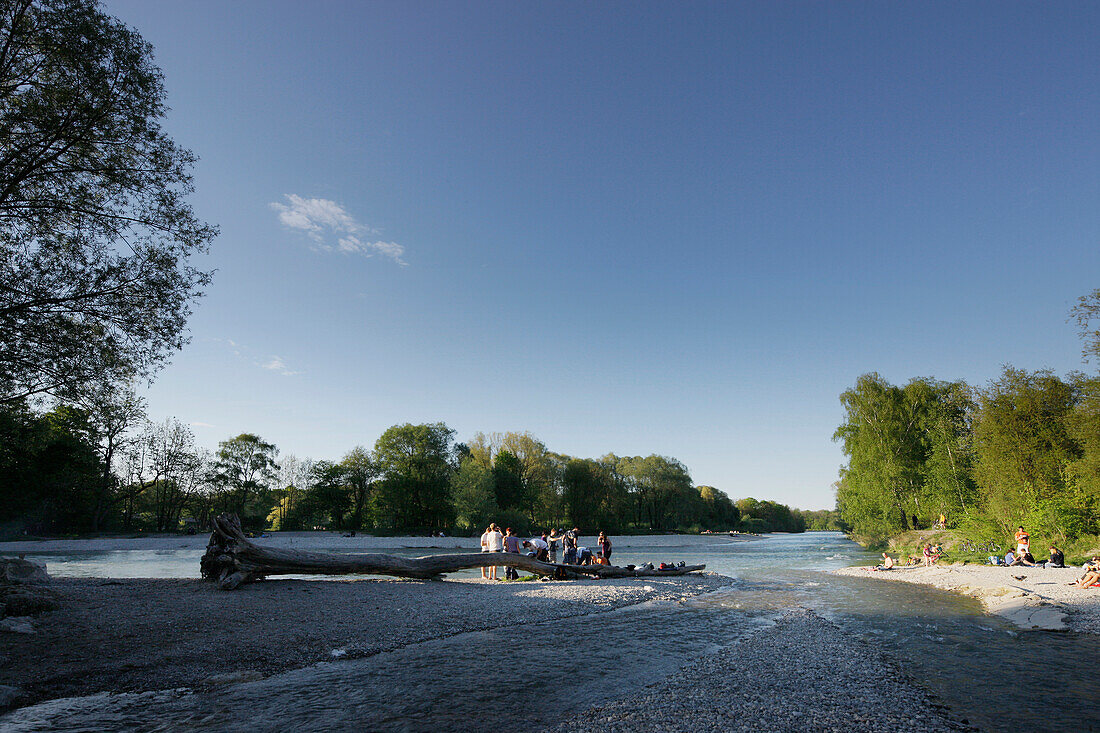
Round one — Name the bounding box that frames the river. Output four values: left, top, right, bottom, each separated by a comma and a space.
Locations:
3, 532, 1098, 732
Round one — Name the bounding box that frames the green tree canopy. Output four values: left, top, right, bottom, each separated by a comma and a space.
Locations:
373, 422, 455, 530
210, 433, 278, 525
0, 0, 216, 405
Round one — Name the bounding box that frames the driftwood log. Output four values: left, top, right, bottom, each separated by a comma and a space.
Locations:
201, 513, 705, 590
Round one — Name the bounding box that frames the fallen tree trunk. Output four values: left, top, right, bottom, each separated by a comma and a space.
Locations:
201, 514, 705, 590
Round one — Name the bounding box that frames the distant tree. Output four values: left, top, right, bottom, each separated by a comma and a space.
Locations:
210, 434, 278, 525
373, 422, 455, 530
697, 486, 740, 529
0, 0, 216, 405
561, 458, 629, 533
614, 454, 694, 531
306, 460, 352, 529
267, 454, 312, 530
73, 385, 146, 531
340, 446, 376, 529
449, 457, 498, 532
1065, 376, 1100, 536
491, 449, 525, 512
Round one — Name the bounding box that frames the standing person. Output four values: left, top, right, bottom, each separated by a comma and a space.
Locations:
503, 528, 521, 580
480, 525, 492, 579
486, 523, 504, 580
562, 527, 579, 565
1014, 526, 1030, 555
547, 529, 564, 563
598, 532, 612, 564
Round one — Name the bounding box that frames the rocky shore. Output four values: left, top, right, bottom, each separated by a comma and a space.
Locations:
556, 608, 973, 732
0, 572, 731, 711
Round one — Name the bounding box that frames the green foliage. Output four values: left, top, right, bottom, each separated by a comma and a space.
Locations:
971, 368, 1082, 538
561, 458, 629, 533
0, 0, 216, 405
614, 454, 695, 531
835, 374, 980, 544
736, 497, 805, 533
209, 433, 279, 528
0, 401, 103, 532
373, 422, 456, 530
450, 457, 498, 531
836, 361, 1100, 546
492, 450, 525, 512
795, 508, 847, 532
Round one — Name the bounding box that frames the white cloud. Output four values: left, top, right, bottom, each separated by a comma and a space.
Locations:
213, 338, 303, 376
260, 355, 301, 376
271, 194, 407, 266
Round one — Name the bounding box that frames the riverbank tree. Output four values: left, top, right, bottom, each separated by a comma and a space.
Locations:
0, 0, 216, 407
835, 366, 1099, 546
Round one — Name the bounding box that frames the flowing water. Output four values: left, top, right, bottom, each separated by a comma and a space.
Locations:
4, 533, 1099, 732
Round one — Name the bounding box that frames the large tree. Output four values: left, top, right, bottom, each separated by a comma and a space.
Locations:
209, 433, 278, 524
373, 422, 455, 530
0, 0, 216, 404
971, 367, 1082, 539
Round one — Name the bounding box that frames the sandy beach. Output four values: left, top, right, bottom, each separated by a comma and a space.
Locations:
836, 563, 1100, 633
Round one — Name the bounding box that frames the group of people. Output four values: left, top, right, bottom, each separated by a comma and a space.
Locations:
992, 527, 1065, 568
868, 525, 1099, 588
478, 524, 613, 580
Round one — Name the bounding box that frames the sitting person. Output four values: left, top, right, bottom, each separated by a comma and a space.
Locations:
869, 552, 895, 571
1074, 556, 1100, 588
1008, 550, 1038, 567
1048, 545, 1065, 568
1003, 550, 1016, 566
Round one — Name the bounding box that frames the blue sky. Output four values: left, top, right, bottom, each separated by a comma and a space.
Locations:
105, 1, 1098, 509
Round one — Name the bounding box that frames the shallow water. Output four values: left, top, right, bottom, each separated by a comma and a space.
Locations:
3, 533, 1099, 732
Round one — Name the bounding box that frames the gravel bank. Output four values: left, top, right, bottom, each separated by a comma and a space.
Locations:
836, 564, 1100, 633
0, 572, 730, 710
556, 608, 973, 733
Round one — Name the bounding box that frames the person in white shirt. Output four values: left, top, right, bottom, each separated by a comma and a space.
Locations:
486, 523, 504, 580
480, 526, 492, 579
523, 536, 549, 562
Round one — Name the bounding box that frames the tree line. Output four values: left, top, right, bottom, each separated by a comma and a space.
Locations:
0, 408, 816, 537
834, 289, 1100, 547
